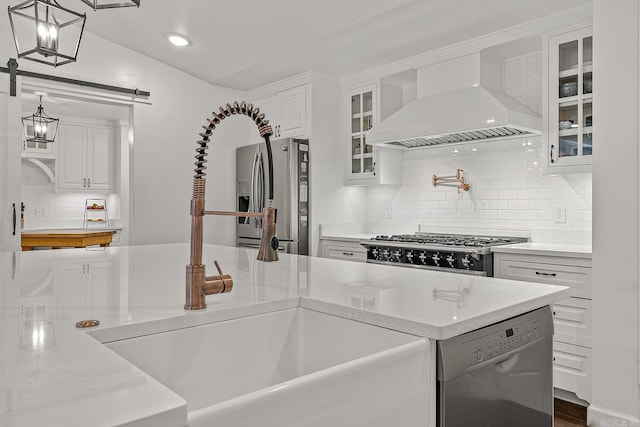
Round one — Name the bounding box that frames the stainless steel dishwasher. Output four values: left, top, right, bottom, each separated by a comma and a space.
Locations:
436, 305, 554, 427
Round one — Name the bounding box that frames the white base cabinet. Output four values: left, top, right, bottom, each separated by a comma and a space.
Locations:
494, 252, 592, 402
57, 123, 115, 191
320, 239, 367, 263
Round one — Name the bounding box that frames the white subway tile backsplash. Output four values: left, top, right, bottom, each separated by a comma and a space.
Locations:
498, 189, 518, 200
21, 163, 120, 229
498, 210, 518, 220
490, 200, 508, 210
508, 200, 528, 210
365, 137, 591, 237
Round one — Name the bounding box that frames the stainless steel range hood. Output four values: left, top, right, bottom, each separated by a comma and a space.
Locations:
367, 52, 542, 149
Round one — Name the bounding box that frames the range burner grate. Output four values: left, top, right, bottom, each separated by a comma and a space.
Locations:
373, 233, 523, 248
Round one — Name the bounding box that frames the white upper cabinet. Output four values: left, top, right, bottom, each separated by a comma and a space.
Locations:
250, 85, 307, 140
57, 123, 115, 191
344, 81, 402, 186
544, 25, 593, 173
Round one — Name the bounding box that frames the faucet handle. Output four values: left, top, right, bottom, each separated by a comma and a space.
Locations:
203, 260, 233, 294
213, 260, 224, 275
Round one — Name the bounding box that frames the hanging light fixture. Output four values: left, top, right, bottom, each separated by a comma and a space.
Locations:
8, 0, 86, 67
80, 0, 140, 10
22, 95, 59, 144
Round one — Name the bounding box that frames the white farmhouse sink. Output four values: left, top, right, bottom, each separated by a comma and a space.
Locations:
106, 308, 431, 427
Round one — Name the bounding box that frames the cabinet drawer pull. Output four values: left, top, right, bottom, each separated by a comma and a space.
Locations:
535, 271, 557, 277
342, 252, 354, 256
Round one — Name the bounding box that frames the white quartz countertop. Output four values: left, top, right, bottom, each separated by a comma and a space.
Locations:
0, 243, 570, 427
491, 242, 592, 259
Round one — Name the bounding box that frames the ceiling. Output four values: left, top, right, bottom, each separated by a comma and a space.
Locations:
82, 0, 591, 91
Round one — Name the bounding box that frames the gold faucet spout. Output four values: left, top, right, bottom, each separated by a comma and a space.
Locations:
257, 206, 279, 262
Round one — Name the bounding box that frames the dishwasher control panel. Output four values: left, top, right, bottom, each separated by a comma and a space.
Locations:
462, 315, 544, 366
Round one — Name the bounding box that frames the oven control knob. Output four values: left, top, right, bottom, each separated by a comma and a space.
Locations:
392, 249, 403, 262
381, 249, 390, 261
406, 250, 414, 263
418, 252, 427, 264
475, 349, 484, 361
431, 253, 441, 266
461, 254, 472, 269
445, 254, 456, 268
371, 247, 379, 258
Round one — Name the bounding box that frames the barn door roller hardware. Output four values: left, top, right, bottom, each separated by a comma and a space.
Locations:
1, 58, 150, 98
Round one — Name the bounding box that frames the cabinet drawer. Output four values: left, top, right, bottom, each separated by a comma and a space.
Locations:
497, 260, 591, 298
323, 244, 367, 262
553, 341, 591, 387
552, 297, 591, 347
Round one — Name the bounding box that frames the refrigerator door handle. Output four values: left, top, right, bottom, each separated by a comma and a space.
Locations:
246, 152, 258, 225
256, 153, 265, 228
12, 203, 17, 236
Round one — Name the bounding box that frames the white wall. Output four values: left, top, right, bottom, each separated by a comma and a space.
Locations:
364, 52, 592, 237
309, 75, 366, 255
0, 1, 250, 247
590, 0, 640, 424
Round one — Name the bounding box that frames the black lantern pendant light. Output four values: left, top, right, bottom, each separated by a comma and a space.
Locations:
23, 95, 59, 144
81, 0, 140, 10
8, 0, 86, 67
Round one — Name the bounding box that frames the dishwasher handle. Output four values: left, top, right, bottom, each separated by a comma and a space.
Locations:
461, 337, 547, 376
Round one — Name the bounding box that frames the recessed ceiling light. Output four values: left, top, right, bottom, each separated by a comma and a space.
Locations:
166, 33, 191, 47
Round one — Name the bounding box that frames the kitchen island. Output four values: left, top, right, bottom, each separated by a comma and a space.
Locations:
0, 244, 571, 426
21, 229, 117, 251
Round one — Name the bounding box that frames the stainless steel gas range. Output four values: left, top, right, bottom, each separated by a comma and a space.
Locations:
360, 233, 527, 276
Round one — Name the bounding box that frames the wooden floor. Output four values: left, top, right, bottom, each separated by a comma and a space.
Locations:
554, 398, 587, 427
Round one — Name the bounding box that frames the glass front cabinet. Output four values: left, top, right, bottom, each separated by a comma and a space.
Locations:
349, 87, 375, 179
345, 82, 402, 185
545, 26, 593, 173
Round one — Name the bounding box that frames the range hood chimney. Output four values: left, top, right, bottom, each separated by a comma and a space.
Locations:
367, 52, 541, 149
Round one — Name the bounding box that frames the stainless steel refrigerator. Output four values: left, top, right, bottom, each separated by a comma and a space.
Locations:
236, 138, 309, 254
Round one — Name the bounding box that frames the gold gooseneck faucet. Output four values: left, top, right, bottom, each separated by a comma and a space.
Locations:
185, 101, 279, 310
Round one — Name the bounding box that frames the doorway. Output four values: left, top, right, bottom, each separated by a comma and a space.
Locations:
19, 85, 136, 246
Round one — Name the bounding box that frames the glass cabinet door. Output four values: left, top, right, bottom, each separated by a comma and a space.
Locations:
349, 88, 375, 176
553, 32, 593, 166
